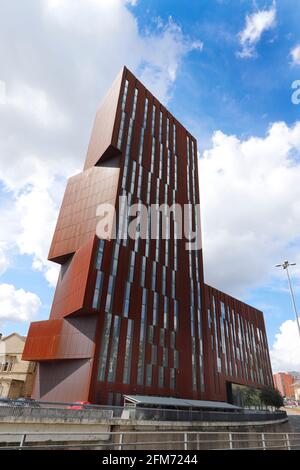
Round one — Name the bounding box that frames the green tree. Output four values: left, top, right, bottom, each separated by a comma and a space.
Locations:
260, 387, 284, 409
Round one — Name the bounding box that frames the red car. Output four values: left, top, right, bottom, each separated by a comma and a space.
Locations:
67, 401, 91, 410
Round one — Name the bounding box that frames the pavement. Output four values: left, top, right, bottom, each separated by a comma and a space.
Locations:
284, 408, 300, 432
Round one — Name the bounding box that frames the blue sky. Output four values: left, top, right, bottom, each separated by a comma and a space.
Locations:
0, 0, 300, 371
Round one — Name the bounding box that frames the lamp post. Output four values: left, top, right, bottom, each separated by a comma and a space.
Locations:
275, 261, 300, 340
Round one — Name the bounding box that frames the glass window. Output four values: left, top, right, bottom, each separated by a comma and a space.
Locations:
170, 331, 176, 349
170, 368, 175, 389
97, 313, 112, 381
123, 319, 134, 384
163, 347, 168, 367
153, 292, 158, 326
105, 275, 115, 313
148, 325, 154, 343
158, 366, 164, 388
123, 282, 131, 317
151, 345, 157, 365
151, 105, 156, 136
95, 239, 105, 269
137, 289, 148, 385
92, 271, 104, 310
107, 315, 121, 382
173, 123, 176, 154
146, 364, 152, 387
174, 350, 179, 369
160, 328, 165, 347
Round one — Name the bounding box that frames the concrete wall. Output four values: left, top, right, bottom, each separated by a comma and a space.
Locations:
0, 410, 291, 449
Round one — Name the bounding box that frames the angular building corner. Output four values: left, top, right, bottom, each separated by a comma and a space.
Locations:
23, 66, 273, 405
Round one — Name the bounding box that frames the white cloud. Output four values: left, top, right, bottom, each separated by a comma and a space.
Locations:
270, 320, 300, 372
0, 0, 201, 288
237, 2, 277, 58
0, 80, 6, 105
0, 248, 9, 276
139, 18, 203, 102
15, 184, 62, 288
0, 283, 41, 324
200, 121, 300, 296
290, 44, 300, 67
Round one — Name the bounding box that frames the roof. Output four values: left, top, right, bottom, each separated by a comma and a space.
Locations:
123, 395, 241, 410
1, 333, 26, 342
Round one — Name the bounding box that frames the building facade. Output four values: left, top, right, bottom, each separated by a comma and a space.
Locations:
23, 67, 273, 405
292, 381, 300, 401
273, 372, 296, 398
0, 333, 36, 399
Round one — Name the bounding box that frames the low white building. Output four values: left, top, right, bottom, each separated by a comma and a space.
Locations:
0, 333, 36, 399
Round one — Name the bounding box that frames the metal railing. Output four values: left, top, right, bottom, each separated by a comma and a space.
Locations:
0, 430, 299, 450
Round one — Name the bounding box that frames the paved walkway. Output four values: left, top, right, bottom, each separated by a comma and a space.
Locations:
284, 408, 300, 433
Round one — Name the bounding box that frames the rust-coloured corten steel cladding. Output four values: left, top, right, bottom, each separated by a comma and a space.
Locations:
23, 66, 273, 405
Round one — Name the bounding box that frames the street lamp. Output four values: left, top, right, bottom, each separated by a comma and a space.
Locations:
275, 261, 300, 340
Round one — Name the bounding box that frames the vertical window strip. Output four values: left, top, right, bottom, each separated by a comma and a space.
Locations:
137, 289, 148, 385
146, 172, 151, 204
140, 256, 147, 287
153, 292, 158, 326
151, 345, 157, 364
146, 364, 152, 386
173, 123, 176, 154
97, 313, 112, 381
151, 105, 156, 136
158, 366, 164, 388
95, 239, 105, 269
130, 160, 137, 194
129, 251, 136, 282
137, 165, 143, 198
123, 281, 131, 318
174, 299, 178, 331
105, 275, 115, 313
121, 87, 139, 190
159, 143, 163, 179
122, 80, 129, 110
171, 270, 176, 299
107, 315, 121, 382
117, 79, 129, 149
92, 271, 104, 310
170, 368, 175, 389
167, 149, 171, 186
159, 111, 163, 142
152, 261, 157, 291
138, 97, 148, 165
123, 319, 134, 384
163, 296, 168, 329
166, 117, 170, 148
150, 138, 155, 174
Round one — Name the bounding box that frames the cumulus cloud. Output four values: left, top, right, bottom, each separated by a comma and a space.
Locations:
0, 283, 41, 324
200, 121, 300, 296
237, 2, 277, 58
290, 44, 300, 67
0, 0, 202, 287
270, 320, 300, 372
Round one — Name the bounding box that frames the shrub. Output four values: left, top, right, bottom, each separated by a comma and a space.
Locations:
260, 387, 284, 409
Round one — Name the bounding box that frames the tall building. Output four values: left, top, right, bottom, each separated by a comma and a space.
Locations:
23, 67, 273, 405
